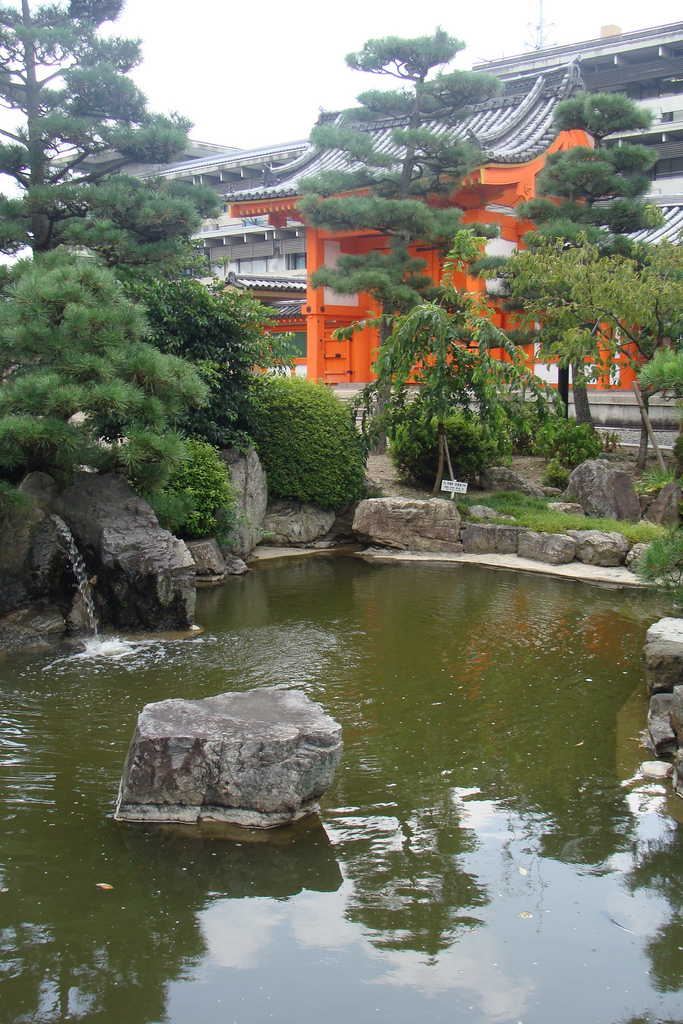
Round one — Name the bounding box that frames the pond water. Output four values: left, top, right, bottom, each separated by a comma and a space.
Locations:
2, 555, 683, 1024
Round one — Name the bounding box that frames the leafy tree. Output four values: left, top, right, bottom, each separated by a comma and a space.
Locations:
512, 91, 659, 427
0, 251, 207, 500
298, 30, 501, 342
506, 238, 683, 467
345, 235, 557, 493
0, 0, 218, 267
129, 277, 297, 449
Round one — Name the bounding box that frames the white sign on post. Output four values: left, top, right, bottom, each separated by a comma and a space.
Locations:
441, 479, 468, 494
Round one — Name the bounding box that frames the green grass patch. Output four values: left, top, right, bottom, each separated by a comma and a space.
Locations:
457, 491, 666, 545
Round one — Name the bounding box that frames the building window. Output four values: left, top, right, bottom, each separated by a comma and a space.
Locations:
286, 252, 306, 270
654, 156, 683, 179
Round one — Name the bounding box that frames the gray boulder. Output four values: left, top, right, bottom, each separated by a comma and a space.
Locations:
115, 688, 343, 827
353, 497, 462, 552
648, 692, 677, 755
0, 605, 66, 654
674, 749, 683, 799
224, 554, 249, 575
262, 500, 336, 546
566, 529, 629, 566
560, 460, 641, 521
220, 446, 268, 558
468, 504, 515, 522
479, 466, 544, 498
56, 474, 196, 631
626, 542, 649, 570
642, 640, 683, 695
517, 531, 576, 565
186, 538, 227, 579
331, 500, 360, 539
0, 472, 76, 618
460, 523, 526, 555
646, 618, 683, 645
669, 686, 683, 744
646, 482, 681, 526
547, 501, 585, 516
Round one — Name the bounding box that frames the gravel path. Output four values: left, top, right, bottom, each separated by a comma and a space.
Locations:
614, 428, 677, 450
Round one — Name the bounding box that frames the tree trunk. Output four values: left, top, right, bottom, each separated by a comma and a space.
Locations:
370, 312, 393, 455
557, 366, 570, 419
432, 422, 445, 495
636, 391, 650, 471
571, 361, 594, 430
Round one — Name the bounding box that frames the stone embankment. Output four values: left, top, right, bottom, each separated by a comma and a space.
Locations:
642, 619, 683, 797
251, 458, 672, 587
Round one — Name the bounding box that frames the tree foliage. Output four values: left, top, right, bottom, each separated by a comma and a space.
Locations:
507, 239, 683, 375
518, 92, 657, 253
0, 0, 217, 265
0, 251, 207, 495
129, 277, 297, 448
346, 234, 557, 492
299, 30, 501, 320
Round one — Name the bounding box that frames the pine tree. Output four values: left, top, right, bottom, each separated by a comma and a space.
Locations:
298, 30, 501, 338
0, 251, 208, 505
0, 0, 217, 267
519, 92, 655, 252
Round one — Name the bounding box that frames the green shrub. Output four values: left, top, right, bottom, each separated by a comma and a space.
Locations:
149, 438, 235, 539
505, 403, 545, 454
635, 465, 677, 496
635, 531, 683, 601
254, 377, 364, 509
389, 402, 498, 486
542, 458, 570, 490
532, 418, 602, 467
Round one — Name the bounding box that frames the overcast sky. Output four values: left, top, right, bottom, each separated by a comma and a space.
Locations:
113, 0, 683, 152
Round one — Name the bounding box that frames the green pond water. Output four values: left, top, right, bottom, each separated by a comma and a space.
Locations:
2, 554, 683, 1024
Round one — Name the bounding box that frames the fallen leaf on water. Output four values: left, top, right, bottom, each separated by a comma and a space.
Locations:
519, 868, 528, 875
519, 912, 533, 919
96, 883, 114, 890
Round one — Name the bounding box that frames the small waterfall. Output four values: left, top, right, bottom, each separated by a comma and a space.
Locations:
51, 515, 98, 635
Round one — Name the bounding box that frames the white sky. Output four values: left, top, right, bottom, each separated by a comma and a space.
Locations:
113, 0, 683, 152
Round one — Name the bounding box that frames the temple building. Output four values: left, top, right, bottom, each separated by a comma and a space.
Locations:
142, 21, 683, 388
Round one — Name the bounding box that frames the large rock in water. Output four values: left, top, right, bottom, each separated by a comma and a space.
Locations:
261, 500, 335, 546
115, 688, 343, 827
560, 460, 641, 521
353, 497, 462, 552
220, 446, 268, 558
56, 474, 195, 631
642, 618, 683, 695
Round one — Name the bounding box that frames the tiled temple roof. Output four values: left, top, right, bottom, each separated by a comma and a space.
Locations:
227, 63, 584, 203
226, 272, 307, 292
629, 196, 683, 245
264, 300, 306, 319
